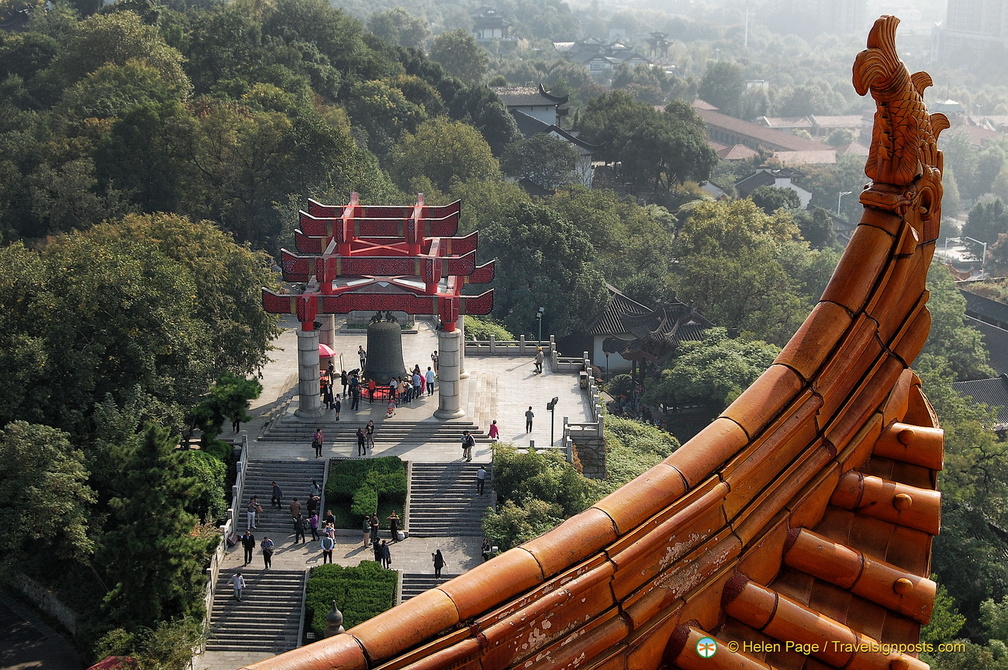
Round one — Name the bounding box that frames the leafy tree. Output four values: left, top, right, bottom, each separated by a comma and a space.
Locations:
922, 264, 993, 381
697, 61, 745, 116
501, 133, 578, 191
0, 421, 95, 576
547, 186, 675, 287
480, 202, 607, 339
749, 185, 800, 214
577, 93, 715, 196
343, 78, 427, 156
93, 619, 205, 670
793, 206, 838, 250
922, 582, 966, 644
444, 84, 521, 156
100, 424, 219, 626
826, 128, 857, 146
58, 11, 189, 90
388, 117, 500, 193
429, 29, 489, 84
965, 197, 1008, 247
184, 372, 262, 446
642, 328, 780, 410
367, 7, 430, 49
670, 199, 813, 344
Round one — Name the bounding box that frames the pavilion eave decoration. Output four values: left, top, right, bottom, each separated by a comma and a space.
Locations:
261, 193, 494, 330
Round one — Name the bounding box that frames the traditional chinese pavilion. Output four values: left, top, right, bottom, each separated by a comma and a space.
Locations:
262, 193, 494, 419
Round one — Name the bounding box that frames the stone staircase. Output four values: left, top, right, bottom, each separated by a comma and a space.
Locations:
206, 569, 304, 652
408, 463, 494, 537
242, 460, 327, 541
260, 418, 487, 446
400, 573, 459, 602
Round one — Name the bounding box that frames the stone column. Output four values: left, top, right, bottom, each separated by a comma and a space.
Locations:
319, 314, 335, 349
295, 328, 325, 419
434, 328, 465, 419
457, 315, 469, 379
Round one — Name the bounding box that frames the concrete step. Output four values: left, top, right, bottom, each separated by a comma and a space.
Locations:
400, 573, 459, 602
208, 567, 305, 653
408, 463, 493, 537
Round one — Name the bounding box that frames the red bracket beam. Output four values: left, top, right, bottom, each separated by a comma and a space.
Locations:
279, 249, 479, 284
262, 288, 493, 327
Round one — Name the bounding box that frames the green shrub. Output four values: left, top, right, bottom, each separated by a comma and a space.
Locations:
350, 486, 377, 517
492, 446, 595, 517
464, 315, 515, 340
482, 498, 566, 551
325, 457, 407, 528
304, 561, 397, 640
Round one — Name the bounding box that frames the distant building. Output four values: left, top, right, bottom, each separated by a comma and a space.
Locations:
934, 0, 1008, 63
773, 0, 870, 37
960, 289, 1008, 375
952, 375, 1008, 433
492, 84, 569, 127
586, 285, 712, 376
471, 7, 510, 42
735, 167, 813, 209
493, 84, 596, 188
554, 37, 650, 75
692, 100, 837, 166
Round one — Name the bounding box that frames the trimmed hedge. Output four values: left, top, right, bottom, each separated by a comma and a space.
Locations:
325, 457, 407, 529
304, 561, 397, 640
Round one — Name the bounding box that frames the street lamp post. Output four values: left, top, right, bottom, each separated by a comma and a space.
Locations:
963, 236, 989, 277
536, 306, 544, 345
547, 397, 558, 447
837, 191, 853, 216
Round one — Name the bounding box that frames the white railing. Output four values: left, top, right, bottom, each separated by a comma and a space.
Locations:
201, 434, 250, 649
464, 335, 555, 358
561, 352, 604, 458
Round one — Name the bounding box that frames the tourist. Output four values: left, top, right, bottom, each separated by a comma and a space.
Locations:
481, 537, 492, 562
386, 397, 396, 418
387, 511, 400, 542
369, 513, 380, 546
380, 540, 391, 569
476, 465, 487, 495
289, 498, 302, 518
341, 368, 348, 396
365, 420, 375, 449
309, 511, 319, 541
261, 536, 274, 569
534, 347, 544, 374
461, 430, 475, 462
432, 549, 446, 578
324, 509, 335, 526
525, 407, 534, 433
294, 512, 306, 544
321, 532, 335, 564
358, 345, 367, 369
488, 420, 499, 442
333, 394, 341, 421
241, 529, 256, 566
312, 427, 324, 458
228, 571, 246, 601
271, 481, 283, 509
367, 378, 376, 404
246, 496, 260, 530
431, 350, 439, 373
362, 515, 371, 547
231, 412, 241, 432
412, 369, 422, 400
426, 366, 435, 395
373, 538, 383, 564
357, 427, 366, 456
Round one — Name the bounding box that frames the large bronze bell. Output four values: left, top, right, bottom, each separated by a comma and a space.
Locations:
364, 321, 407, 383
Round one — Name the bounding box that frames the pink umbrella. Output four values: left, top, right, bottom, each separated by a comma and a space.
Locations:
319, 343, 336, 358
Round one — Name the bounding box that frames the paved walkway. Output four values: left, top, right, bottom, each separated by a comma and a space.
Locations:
198, 315, 594, 669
